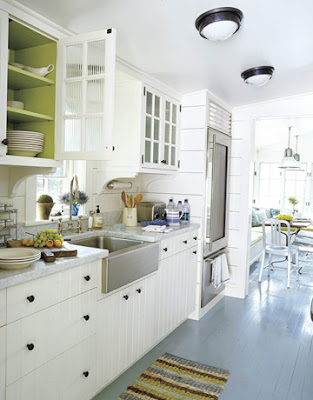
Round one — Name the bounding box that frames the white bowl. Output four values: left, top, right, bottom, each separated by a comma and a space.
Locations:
7, 101, 24, 110
0, 248, 41, 260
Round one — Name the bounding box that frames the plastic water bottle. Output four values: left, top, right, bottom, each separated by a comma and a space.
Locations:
167, 198, 175, 210
177, 201, 183, 218
181, 199, 190, 225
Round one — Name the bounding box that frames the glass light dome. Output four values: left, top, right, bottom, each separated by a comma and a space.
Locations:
201, 20, 239, 41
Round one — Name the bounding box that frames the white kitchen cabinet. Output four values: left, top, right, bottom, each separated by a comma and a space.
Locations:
105, 71, 181, 176
6, 288, 96, 385
0, 10, 8, 158
6, 260, 99, 323
6, 335, 97, 400
0, 289, 6, 327
0, 326, 5, 400
96, 273, 156, 391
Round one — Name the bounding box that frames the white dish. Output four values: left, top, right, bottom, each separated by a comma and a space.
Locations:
0, 248, 41, 260
0, 259, 40, 270
7, 130, 44, 137
7, 149, 41, 157
23, 64, 54, 77
7, 101, 24, 110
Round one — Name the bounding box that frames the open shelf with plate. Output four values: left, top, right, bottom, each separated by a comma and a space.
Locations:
8, 65, 55, 90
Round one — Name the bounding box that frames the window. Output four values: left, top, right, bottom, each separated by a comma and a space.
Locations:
283, 163, 307, 213
258, 162, 281, 208
36, 160, 87, 218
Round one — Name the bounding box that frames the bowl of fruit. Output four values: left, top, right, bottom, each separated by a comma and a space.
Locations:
21, 230, 64, 249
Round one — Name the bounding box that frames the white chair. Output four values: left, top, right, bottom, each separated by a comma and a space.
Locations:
258, 219, 299, 288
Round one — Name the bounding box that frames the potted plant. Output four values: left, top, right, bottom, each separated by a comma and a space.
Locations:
59, 190, 89, 216
37, 194, 55, 220
288, 196, 299, 215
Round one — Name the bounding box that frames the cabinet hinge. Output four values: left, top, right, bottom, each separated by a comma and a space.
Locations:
179, 105, 182, 112
178, 160, 180, 168
107, 28, 112, 34
254, 171, 257, 176
252, 199, 256, 204
142, 154, 144, 164
143, 87, 146, 96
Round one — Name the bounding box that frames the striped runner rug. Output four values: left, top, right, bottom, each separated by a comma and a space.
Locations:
117, 353, 230, 400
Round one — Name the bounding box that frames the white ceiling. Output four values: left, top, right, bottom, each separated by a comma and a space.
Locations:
16, 0, 313, 106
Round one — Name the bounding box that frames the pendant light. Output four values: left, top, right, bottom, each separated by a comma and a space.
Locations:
293, 135, 300, 162
195, 7, 243, 41
241, 66, 275, 86
279, 127, 300, 169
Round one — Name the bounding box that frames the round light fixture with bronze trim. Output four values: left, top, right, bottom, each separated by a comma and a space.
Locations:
195, 7, 244, 41
241, 66, 275, 86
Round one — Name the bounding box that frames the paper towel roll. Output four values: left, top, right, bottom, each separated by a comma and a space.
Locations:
107, 181, 132, 190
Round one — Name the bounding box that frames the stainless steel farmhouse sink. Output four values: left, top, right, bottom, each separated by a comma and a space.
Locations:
72, 236, 159, 293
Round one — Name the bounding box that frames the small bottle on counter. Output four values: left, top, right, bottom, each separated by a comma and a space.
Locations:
177, 200, 183, 218
167, 198, 175, 210
181, 199, 190, 225
93, 205, 103, 230
88, 210, 94, 231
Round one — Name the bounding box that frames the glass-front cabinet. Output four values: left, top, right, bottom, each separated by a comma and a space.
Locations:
142, 86, 180, 171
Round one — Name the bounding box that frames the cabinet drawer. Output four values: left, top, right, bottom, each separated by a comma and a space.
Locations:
0, 327, 5, 400
175, 230, 199, 253
6, 335, 96, 400
0, 289, 6, 327
159, 238, 176, 260
7, 260, 99, 323
6, 288, 96, 385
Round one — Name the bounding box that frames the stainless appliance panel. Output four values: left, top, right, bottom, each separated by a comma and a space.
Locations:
201, 252, 225, 308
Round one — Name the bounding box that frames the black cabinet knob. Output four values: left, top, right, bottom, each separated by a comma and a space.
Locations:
136, 288, 142, 294
84, 275, 90, 281
183, 240, 188, 244
123, 295, 129, 300
193, 251, 197, 254
27, 295, 35, 303
83, 371, 89, 378
193, 237, 197, 240
83, 315, 90, 321
26, 343, 35, 351
161, 159, 167, 164
112, 146, 115, 151
2, 138, 8, 145
163, 247, 168, 252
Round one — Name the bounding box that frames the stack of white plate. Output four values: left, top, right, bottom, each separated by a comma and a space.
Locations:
0, 248, 41, 270
7, 130, 44, 157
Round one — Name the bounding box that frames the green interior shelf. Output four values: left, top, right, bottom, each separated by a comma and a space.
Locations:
8, 65, 55, 90
7, 106, 54, 123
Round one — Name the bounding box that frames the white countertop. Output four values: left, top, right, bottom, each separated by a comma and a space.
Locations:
0, 243, 108, 289
64, 223, 200, 243
0, 223, 199, 290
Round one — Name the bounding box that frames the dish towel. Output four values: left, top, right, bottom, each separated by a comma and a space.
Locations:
212, 253, 230, 289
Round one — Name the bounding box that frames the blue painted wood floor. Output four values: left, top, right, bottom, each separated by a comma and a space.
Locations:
94, 258, 313, 400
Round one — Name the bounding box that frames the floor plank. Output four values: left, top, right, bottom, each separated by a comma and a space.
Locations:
93, 256, 313, 400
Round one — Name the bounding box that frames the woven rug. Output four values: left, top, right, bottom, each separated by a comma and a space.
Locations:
117, 353, 230, 400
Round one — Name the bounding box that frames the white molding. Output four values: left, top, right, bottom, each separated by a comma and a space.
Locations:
0, 0, 71, 39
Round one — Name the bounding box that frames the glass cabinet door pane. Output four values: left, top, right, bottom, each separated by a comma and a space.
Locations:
64, 119, 82, 151
66, 44, 83, 78
164, 145, 169, 164
85, 117, 103, 151
145, 141, 151, 163
165, 101, 171, 122
65, 82, 82, 115
154, 120, 160, 140
146, 92, 153, 115
153, 143, 159, 164
86, 79, 105, 113
172, 104, 177, 123
145, 116, 152, 138
171, 147, 176, 166
87, 40, 106, 75
165, 123, 170, 143
171, 126, 176, 144
154, 96, 160, 117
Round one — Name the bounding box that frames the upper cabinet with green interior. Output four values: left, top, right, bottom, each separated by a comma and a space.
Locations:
0, 6, 116, 163
108, 70, 181, 175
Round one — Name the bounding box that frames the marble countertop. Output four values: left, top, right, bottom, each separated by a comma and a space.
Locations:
0, 243, 108, 290
64, 223, 200, 243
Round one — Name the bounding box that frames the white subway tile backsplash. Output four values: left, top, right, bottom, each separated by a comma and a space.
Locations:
146, 173, 205, 196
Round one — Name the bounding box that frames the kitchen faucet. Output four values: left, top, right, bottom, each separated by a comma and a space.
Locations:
58, 175, 83, 235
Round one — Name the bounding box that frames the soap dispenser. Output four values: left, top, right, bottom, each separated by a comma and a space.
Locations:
93, 205, 103, 230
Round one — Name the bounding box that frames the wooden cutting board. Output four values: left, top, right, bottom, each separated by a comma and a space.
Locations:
7, 240, 77, 262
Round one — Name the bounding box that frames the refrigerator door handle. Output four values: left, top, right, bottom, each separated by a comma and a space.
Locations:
209, 134, 217, 251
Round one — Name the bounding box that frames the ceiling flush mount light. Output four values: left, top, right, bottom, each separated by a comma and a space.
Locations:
241, 66, 275, 86
279, 127, 300, 169
195, 7, 243, 41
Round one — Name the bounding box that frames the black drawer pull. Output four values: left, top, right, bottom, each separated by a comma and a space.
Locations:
123, 295, 129, 300
84, 275, 91, 281
136, 289, 142, 294
161, 159, 167, 164
83, 371, 89, 378
27, 295, 35, 303
83, 315, 90, 321
183, 240, 188, 244
1, 138, 8, 146
163, 247, 168, 252
26, 343, 34, 351
193, 251, 197, 254
193, 236, 197, 240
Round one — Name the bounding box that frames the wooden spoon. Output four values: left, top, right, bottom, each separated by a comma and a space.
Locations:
126, 194, 131, 208
131, 194, 135, 208
135, 194, 143, 207
121, 191, 126, 207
